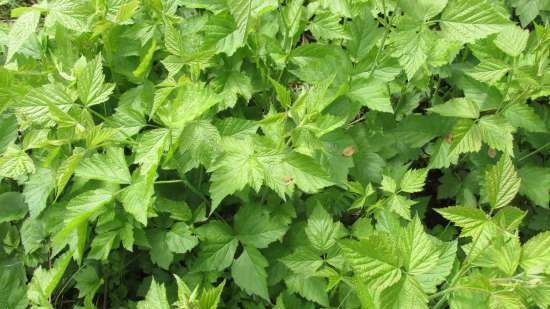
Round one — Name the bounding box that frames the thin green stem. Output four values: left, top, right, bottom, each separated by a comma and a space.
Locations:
518, 141, 550, 162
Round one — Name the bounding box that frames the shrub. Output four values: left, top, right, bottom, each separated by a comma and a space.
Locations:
0, 0, 549, 308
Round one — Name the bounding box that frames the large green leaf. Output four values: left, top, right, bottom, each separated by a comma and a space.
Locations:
484, 156, 521, 209
231, 246, 270, 300
440, 0, 510, 43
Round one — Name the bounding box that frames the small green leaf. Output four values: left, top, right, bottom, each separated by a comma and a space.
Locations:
400, 169, 428, 193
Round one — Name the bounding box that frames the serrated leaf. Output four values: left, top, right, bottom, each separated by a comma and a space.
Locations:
518, 166, 550, 207
195, 221, 238, 272
504, 103, 547, 133
280, 247, 323, 275
27, 251, 73, 306
166, 222, 199, 254
465, 60, 510, 84
478, 115, 515, 156
308, 11, 347, 41
340, 234, 402, 291
400, 169, 428, 193
137, 279, 171, 309
234, 204, 288, 248
6, 11, 40, 63
494, 25, 529, 57
305, 204, 343, 252
485, 156, 521, 209
75, 55, 115, 107
449, 119, 482, 155
521, 231, 550, 274
428, 98, 480, 119
75, 147, 131, 184
348, 77, 393, 113
436, 206, 489, 237
440, 0, 510, 43
231, 246, 270, 300
398, 0, 448, 21
379, 275, 428, 309
390, 22, 433, 79
52, 189, 113, 245
0, 145, 35, 179
23, 167, 55, 218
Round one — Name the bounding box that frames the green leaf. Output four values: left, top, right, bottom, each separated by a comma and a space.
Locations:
308, 11, 347, 41
75, 147, 131, 184
521, 231, 550, 274
198, 280, 226, 309
478, 115, 515, 156
208, 138, 264, 209
166, 222, 199, 254
503, 103, 547, 133
119, 167, 156, 225
0, 192, 28, 223
348, 77, 393, 113
52, 189, 113, 245
156, 81, 220, 128
75, 55, 115, 107
28, 251, 73, 306
390, 22, 433, 79
400, 0, 448, 20
494, 25, 529, 57
400, 169, 428, 193
133, 128, 170, 173
146, 230, 174, 269
231, 246, 270, 300
428, 98, 480, 119
0, 145, 35, 179
23, 167, 55, 218
449, 119, 482, 155
74, 266, 103, 300
386, 194, 416, 220
518, 166, 550, 207
137, 279, 171, 309
14, 83, 75, 126
305, 204, 343, 252
436, 206, 489, 237
6, 11, 40, 63
280, 247, 324, 275
379, 275, 428, 309
340, 234, 402, 291
56, 148, 86, 197
512, 0, 544, 27
195, 221, 238, 272
20, 217, 46, 253
0, 114, 17, 154
484, 156, 521, 209
464, 60, 510, 84
399, 218, 456, 293
440, 0, 510, 43
235, 204, 288, 248
347, 14, 383, 62
285, 275, 329, 307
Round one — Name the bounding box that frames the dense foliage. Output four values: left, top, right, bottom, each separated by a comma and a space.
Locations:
1, 0, 550, 308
